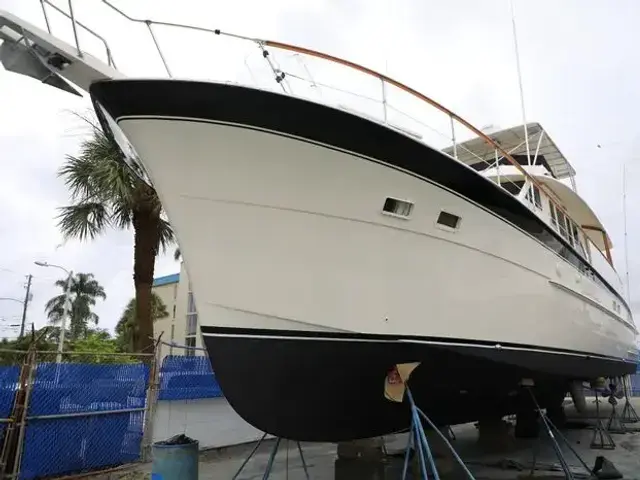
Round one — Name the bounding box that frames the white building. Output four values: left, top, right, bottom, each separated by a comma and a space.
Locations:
152, 262, 205, 361
150, 264, 268, 448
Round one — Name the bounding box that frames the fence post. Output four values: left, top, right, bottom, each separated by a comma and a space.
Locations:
0, 348, 37, 479
0, 351, 28, 479
141, 336, 163, 462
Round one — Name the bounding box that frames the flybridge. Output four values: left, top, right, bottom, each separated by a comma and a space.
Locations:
443, 122, 577, 182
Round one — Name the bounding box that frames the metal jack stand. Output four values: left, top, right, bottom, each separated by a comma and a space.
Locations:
232, 433, 310, 480
401, 388, 475, 480
602, 383, 626, 434
591, 389, 615, 450
620, 375, 639, 423
525, 388, 593, 479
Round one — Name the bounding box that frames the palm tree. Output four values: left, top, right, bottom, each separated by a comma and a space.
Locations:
57, 118, 174, 354
115, 293, 169, 353
45, 272, 106, 340
174, 247, 181, 261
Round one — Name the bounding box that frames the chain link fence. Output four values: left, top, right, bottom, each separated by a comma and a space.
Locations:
159, 355, 222, 401
0, 348, 158, 479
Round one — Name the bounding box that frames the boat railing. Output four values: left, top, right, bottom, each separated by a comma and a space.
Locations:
37, 0, 617, 274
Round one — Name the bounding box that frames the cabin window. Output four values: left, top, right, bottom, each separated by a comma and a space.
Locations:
383, 197, 414, 218
549, 200, 558, 229
551, 202, 575, 247
556, 209, 570, 243
436, 211, 461, 230
570, 223, 584, 255
500, 180, 525, 196
525, 184, 542, 209
549, 202, 589, 258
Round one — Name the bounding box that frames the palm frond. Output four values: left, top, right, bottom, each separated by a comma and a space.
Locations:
111, 197, 134, 230
91, 153, 136, 205
45, 295, 65, 324
57, 202, 111, 240
45, 271, 107, 338
58, 154, 101, 202
157, 218, 175, 254
173, 247, 181, 261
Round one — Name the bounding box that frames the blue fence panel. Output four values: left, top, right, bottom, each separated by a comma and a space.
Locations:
20, 362, 150, 480
0, 365, 20, 439
158, 355, 223, 400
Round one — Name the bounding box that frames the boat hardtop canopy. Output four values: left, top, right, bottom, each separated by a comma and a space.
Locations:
483, 167, 613, 251
443, 123, 576, 180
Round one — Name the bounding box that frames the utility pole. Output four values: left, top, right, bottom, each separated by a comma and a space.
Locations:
19, 274, 32, 338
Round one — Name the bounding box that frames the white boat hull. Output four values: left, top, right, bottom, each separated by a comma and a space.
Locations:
90, 80, 637, 441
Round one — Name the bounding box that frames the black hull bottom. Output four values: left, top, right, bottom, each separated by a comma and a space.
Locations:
202, 327, 635, 442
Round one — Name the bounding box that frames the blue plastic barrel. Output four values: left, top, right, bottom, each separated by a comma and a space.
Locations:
151, 438, 199, 480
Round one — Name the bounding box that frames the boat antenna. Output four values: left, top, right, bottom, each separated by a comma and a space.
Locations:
622, 161, 631, 304
510, 0, 531, 165
598, 142, 632, 305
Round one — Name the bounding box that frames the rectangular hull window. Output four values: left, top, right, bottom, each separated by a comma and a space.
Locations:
383, 198, 414, 217
437, 211, 461, 230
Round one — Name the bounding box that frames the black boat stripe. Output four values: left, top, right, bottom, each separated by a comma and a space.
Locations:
88, 80, 630, 314
199, 325, 634, 364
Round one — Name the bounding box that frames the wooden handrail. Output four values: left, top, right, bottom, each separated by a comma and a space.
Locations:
62, 2, 616, 270
264, 39, 614, 268
89, 0, 615, 268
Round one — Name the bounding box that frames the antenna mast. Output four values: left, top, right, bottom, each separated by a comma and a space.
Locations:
623, 162, 631, 304
510, 0, 531, 165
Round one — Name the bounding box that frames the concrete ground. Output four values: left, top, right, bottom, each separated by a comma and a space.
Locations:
104, 397, 640, 479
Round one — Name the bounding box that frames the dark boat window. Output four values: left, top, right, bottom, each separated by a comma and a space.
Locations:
550, 202, 581, 249
437, 211, 461, 229
500, 180, 525, 196
525, 184, 542, 209
549, 199, 558, 229
383, 198, 413, 217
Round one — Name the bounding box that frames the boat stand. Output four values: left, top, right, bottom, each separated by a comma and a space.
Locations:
232, 432, 310, 480
605, 394, 626, 435
620, 375, 639, 424
525, 388, 593, 479
591, 389, 615, 450
401, 388, 475, 480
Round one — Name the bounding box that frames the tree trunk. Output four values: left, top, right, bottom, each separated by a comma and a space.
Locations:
132, 209, 161, 358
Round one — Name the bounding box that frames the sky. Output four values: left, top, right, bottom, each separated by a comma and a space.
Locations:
0, 0, 639, 337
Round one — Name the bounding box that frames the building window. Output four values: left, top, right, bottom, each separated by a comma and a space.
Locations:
185, 336, 196, 357
186, 313, 198, 336
186, 291, 198, 336
187, 292, 196, 314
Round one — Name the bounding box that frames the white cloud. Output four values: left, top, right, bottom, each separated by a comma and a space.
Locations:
1, 0, 640, 337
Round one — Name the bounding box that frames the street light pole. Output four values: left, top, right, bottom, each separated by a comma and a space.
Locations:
34, 261, 73, 362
